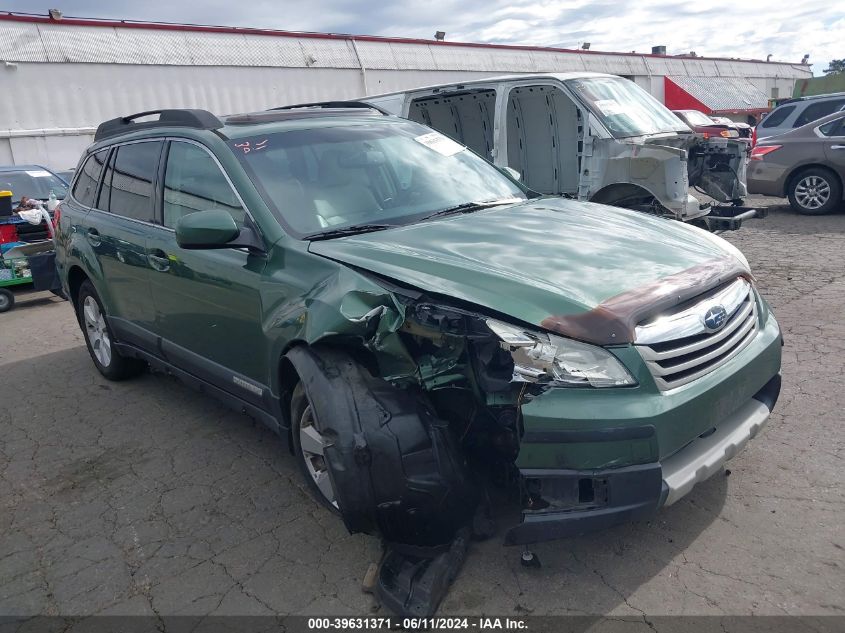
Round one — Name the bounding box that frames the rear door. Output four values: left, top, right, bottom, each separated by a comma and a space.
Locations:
820, 116, 845, 181
55, 149, 106, 273
86, 140, 163, 349
145, 139, 269, 400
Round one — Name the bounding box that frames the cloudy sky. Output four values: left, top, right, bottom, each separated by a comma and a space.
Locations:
5, 1, 843, 74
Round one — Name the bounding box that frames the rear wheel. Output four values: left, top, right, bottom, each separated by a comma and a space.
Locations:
291, 382, 339, 513
0, 289, 14, 313
77, 280, 145, 380
788, 168, 841, 215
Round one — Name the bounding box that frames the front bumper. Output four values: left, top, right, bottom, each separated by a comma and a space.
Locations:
505, 372, 781, 545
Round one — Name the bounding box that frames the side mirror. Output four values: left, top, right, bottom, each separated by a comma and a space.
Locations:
175, 210, 263, 252
498, 166, 521, 182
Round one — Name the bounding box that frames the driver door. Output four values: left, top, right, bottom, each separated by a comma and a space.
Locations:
146, 139, 269, 401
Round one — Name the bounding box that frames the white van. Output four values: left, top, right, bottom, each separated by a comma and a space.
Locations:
363, 72, 757, 229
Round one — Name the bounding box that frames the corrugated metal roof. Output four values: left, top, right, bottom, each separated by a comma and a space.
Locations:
666, 75, 769, 111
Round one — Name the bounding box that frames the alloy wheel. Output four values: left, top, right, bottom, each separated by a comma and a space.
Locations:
83, 296, 112, 367
794, 175, 831, 210
298, 404, 338, 507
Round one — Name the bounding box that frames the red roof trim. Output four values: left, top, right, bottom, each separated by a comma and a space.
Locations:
664, 77, 712, 112
0, 12, 803, 66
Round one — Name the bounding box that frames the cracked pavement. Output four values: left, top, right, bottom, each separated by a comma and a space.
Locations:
0, 198, 842, 618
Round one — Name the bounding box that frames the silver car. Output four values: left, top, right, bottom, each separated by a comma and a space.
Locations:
757, 92, 845, 140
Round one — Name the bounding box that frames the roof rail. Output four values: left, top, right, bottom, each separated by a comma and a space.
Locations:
269, 101, 390, 115
94, 109, 224, 142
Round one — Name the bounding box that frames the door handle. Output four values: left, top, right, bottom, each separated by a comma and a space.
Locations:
147, 249, 171, 272
86, 227, 101, 246
830, 145, 845, 150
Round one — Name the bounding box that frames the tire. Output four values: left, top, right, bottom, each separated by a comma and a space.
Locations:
76, 280, 145, 380
290, 381, 340, 514
0, 288, 14, 313
787, 168, 842, 215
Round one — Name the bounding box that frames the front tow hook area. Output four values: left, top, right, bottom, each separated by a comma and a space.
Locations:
707, 205, 767, 231
504, 463, 665, 545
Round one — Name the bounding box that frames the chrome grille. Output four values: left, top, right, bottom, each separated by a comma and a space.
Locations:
635, 278, 759, 391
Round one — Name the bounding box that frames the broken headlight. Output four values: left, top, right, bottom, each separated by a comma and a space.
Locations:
486, 319, 636, 388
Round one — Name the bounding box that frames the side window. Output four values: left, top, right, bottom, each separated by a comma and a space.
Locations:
794, 100, 845, 128
760, 105, 795, 128
107, 141, 163, 222
96, 149, 115, 211
71, 149, 107, 207
163, 142, 246, 229
819, 118, 845, 137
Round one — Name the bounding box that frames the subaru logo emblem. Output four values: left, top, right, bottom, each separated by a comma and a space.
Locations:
703, 305, 729, 332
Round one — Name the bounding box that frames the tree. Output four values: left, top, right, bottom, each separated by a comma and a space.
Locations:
824, 59, 845, 74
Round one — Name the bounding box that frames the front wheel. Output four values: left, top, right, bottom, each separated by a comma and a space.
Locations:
788, 168, 841, 215
76, 280, 145, 380
290, 382, 340, 514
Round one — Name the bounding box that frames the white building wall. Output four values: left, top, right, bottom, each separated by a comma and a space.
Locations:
0, 19, 812, 169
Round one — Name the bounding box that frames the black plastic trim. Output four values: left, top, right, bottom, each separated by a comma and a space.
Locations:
752, 372, 782, 412
113, 342, 282, 437
504, 462, 663, 545
269, 101, 390, 115
522, 425, 656, 444
95, 109, 223, 142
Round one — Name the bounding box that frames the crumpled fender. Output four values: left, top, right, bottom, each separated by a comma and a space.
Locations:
283, 345, 479, 547
265, 263, 419, 394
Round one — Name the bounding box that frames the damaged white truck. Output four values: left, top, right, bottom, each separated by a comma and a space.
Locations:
364, 72, 760, 230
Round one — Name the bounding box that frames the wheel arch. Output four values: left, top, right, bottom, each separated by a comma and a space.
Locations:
589, 182, 658, 208
66, 265, 91, 309
783, 163, 844, 199
276, 338, 382, 451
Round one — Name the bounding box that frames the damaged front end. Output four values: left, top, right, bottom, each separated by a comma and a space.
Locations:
688, 137, 749, 203
589, 133, 760, 230
284, 282, 648, 614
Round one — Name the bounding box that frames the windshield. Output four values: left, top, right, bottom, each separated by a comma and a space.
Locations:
0, 169, 68, 204
229, 119, 526, 238
568, 77, 691, 138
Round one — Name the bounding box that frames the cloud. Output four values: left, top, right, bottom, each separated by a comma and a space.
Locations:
5, 0, 843, 72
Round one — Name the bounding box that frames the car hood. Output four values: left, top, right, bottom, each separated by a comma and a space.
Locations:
309, 198, 749, 336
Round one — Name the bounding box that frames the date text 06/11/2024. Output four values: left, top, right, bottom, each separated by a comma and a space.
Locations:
307, 617, 528, 630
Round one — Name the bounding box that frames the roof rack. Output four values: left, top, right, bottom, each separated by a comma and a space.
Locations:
268, 101, 390, 115
94, 109, 224, 142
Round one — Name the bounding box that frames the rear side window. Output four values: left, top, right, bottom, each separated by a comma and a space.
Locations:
819, 118, 845, 137
794, 100, 845, 127
72, 150, 107, 207
760, 105, 795, 128
105, 141, 163, 222
163, 141, 246, 229
96, 150, 115, 211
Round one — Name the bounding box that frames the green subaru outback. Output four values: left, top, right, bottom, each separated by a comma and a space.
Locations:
56, 104, 781, 610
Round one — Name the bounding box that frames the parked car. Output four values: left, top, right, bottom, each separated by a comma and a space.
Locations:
710, 115, 753, 140
0, 164, 68, 245
56, 105, 782, 616
362, 73, 758, 230
756, 92, 845, 140
748, 110, 845, 214
672, 109, 741, 140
